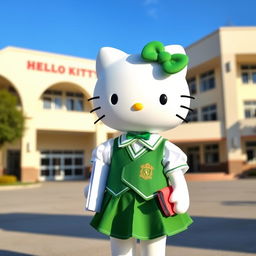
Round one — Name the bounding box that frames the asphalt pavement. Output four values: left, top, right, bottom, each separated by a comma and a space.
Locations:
0, 179, 256, 256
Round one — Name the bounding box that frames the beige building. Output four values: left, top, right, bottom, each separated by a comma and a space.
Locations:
0, 47, 116, 181
163, 26, 256, 177
0, 26, 256, 182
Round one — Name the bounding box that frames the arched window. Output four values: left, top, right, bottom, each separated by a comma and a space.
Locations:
41, 82, 91, 112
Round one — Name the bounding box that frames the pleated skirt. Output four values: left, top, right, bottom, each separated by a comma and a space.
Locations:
90, 190, 193, 240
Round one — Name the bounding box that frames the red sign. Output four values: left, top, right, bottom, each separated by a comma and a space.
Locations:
27, 60, 96, 78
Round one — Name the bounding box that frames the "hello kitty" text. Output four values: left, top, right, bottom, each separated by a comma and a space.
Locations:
26, 60, 96, 78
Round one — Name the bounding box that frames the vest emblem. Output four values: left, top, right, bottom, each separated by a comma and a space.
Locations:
139, 163, 154, 180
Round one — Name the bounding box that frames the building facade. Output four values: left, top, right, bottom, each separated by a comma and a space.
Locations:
1, 27, 256, 182
163, 27, 256, 177
0, 47, 116, 182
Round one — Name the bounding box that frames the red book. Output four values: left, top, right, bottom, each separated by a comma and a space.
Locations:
157, 186, 176, 217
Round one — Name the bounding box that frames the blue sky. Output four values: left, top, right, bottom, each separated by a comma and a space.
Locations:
1, 0, 256, 59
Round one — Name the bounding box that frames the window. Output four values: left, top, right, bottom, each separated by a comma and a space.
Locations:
246, 141, 256, 162
200, 70, 215, 92
65, 91, 84, 111
40, 150, 84, 178
204, 144, 219, 164
202, 104, 217, 121
66, 98, 75, 110
186, 109, 198, 122
76, 99, 84, 111
43, 97, 51, 109
253, 72, 256, 83
244, 101, 256, 118
242, 72, 249, 84
43, 90, 63, 110
41, 158, 50, 166
241, 65, 256, 84
75, 168, 83, 175
187, 77, 197, 95
54, 97, 62, 109
75, 158, 83, 165
64, 158, 72, 165
42, 90, 86, 112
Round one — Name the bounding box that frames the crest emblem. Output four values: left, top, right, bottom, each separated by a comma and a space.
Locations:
140, 163, 154, 180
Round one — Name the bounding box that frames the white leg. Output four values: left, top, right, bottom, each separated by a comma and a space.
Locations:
110, 237, 137, 256
140, 236, 167, 256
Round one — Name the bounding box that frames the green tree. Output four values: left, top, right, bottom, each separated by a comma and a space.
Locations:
0, 89, 26, 148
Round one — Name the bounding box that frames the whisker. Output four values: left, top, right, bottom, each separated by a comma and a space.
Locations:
176, 114, 189, 123
88, 96, 100, 101
180, 95, 195, 99
90, 107, 101, 113
94, 115, 106, 124
180, 105, 193, 112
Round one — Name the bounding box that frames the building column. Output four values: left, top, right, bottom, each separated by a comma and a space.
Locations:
220, 54, 243, 175
20, 118, 39, 182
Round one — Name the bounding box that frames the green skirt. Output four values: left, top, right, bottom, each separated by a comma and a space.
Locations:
90, 190, 193, 240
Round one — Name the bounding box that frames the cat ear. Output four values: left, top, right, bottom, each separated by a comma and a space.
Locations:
165, 45, 188, 77
96, 47, 128, 76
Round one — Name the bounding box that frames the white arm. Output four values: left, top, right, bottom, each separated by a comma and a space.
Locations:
85, 139, 113, 213
162, 140, 190, 214
85, 160, 109, 212
166, 169, 190, 214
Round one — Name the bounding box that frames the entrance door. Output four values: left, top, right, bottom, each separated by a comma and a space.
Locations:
187, 146, 200, 173
40, 150, 84, 181
7, 150, 21, 179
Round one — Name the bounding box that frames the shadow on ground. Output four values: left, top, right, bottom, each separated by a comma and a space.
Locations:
222, 200, 256, 206
0, 213, 255, 254
0, 251, 34, 256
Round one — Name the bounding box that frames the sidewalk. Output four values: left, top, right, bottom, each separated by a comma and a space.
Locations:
0, 179, 255, 256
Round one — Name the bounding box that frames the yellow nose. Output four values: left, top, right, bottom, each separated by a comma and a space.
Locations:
132, 103, 144, 111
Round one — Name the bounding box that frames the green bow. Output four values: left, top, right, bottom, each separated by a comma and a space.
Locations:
141, 41, 189, 74
126, 132, 151, 140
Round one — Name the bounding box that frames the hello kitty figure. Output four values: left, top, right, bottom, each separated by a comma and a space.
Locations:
85, 41, 193, 256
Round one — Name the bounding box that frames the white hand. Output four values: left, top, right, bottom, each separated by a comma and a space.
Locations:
166, 169, 190, 214
169, 186, 189, 214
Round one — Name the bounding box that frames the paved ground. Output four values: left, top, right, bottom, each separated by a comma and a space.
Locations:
0, 179, 256, 256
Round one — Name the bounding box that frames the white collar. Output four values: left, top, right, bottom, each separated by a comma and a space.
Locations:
118, 133, 163, 151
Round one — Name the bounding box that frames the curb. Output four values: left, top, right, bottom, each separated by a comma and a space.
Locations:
185, 172, 235, 181
0, 183, 42, 191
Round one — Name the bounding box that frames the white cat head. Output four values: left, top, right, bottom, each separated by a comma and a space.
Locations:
91, 42, 191, 133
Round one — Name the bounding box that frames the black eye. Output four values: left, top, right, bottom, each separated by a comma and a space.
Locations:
110, 94, 118, 105
159, 94, 167, 105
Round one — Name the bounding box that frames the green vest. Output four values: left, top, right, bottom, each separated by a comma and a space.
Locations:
106, 137, 168, 200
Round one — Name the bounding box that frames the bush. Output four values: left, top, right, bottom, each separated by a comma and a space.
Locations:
0, 175, 17, 184
0, 89, 26, 147
248, 169, 256, 177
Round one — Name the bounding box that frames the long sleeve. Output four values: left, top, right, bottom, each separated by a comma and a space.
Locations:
162, 140, 189, 176
85, 139, 114, 212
